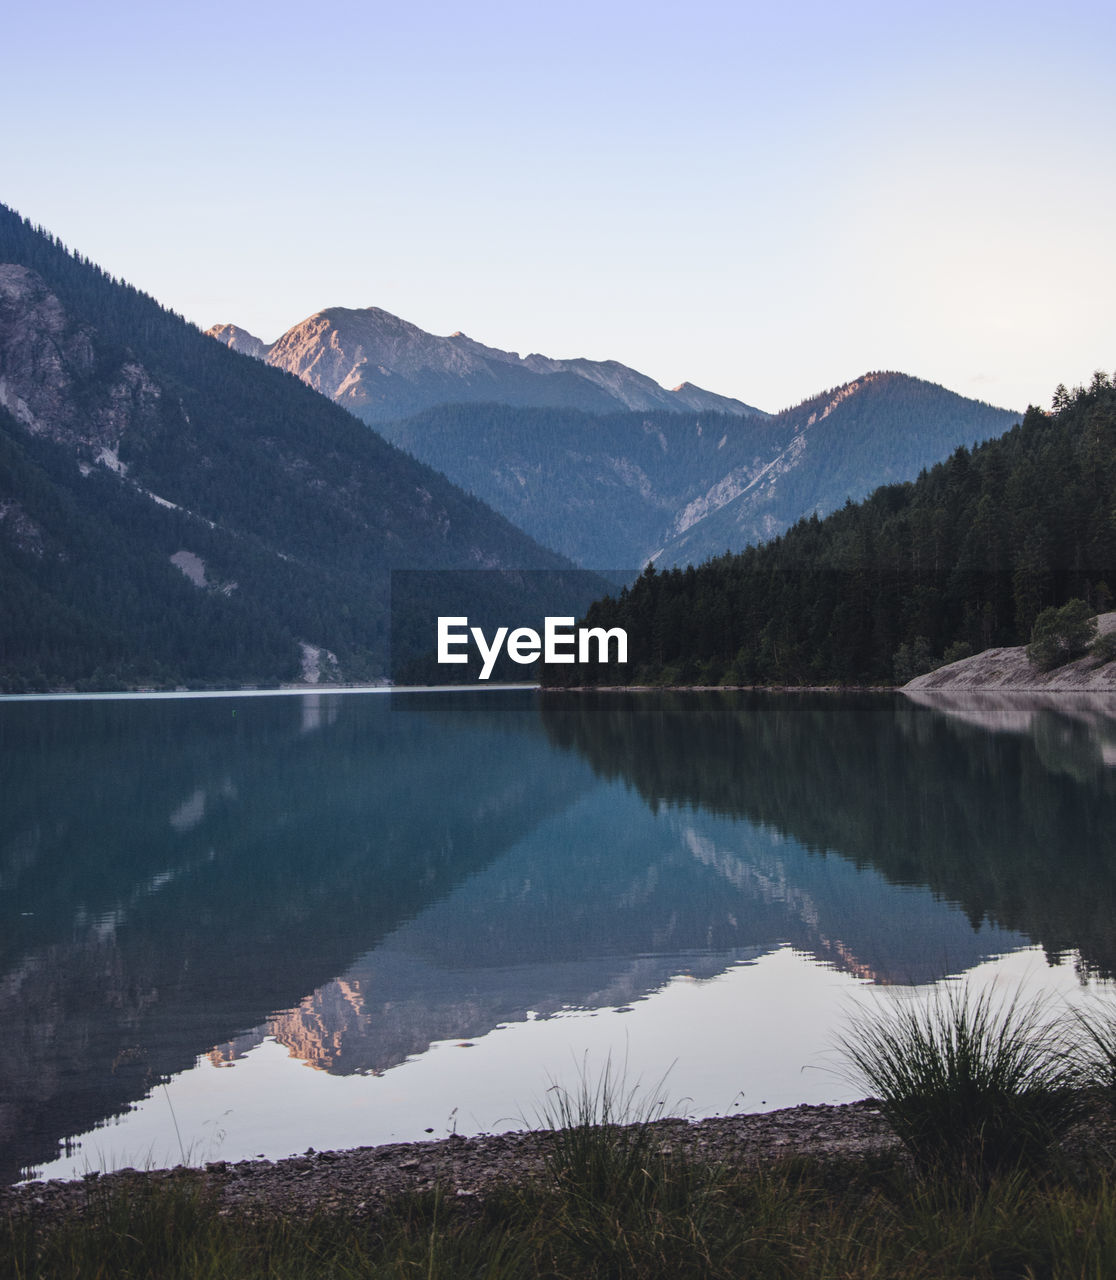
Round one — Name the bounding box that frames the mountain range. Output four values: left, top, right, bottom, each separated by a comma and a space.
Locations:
206, 310, 765, 422
209, 310, 1019, 569
540, 375, 1116, 688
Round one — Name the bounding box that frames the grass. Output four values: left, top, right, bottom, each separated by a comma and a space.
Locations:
1073, 999, 1116, 1104
533, 1056, 675, 1205
530, 1058, 758, 1274
836, 983, 1087, 1180
12, 1153, 1116, 1278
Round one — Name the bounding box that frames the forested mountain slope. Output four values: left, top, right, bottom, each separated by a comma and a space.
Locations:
377, 403, 784, 567
541, 375, 1116, 687
655, 372, 1019, 567
0, 206, 586, 691
377, 377, 1018, 570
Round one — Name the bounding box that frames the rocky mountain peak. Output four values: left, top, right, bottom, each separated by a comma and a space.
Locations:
203, 322, 270, 360
206, 304, 768, 423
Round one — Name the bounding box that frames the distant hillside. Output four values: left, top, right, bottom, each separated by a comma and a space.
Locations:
377, 403, 784, 567
541, 373, 1116, 687
0, 206, 595, 692
206, 308, 765, 423
655, 372, 1020, 567
376, 375, 1018, 569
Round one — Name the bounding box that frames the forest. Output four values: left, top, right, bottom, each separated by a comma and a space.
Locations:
541, 374, 1116, 687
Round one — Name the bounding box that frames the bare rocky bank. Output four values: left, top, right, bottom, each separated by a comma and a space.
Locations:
904, 611, 1116, 692
3, 1103, 897, 1223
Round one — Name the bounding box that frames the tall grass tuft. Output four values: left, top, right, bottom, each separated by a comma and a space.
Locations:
531, 1057, 813, 1276
1072, 999, 1116, 1104
533, 1055, 674, 1208
837, 984, 1085, 1180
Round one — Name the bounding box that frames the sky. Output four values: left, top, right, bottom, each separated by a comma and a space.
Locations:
3, 0, 1114, 414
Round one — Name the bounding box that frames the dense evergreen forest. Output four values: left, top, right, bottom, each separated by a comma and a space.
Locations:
541, 375, 1116, 687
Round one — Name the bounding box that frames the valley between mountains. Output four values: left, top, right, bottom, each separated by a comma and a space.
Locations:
208, 309, 1018, 571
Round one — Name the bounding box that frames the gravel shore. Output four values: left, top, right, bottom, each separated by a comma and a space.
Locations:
3, 1101, 897, 1224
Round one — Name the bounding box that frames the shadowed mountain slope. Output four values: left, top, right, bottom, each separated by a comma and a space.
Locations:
376, 377, 1018, 569
0, 206, 595, 690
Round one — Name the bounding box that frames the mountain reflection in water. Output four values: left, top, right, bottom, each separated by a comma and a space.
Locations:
3, 688, 1114, 1182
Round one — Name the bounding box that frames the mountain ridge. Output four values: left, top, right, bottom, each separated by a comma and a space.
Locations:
653, 370, 1020, 565
375, 375, 1019, 570
206, 307, 767, 422
207, 302, 1018, 573
539, 374, 1116, 688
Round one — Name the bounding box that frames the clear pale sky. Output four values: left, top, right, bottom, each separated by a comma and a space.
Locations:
3, 0, 1113, 413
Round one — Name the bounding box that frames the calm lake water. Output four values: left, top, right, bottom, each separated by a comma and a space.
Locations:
3, 687, 1116, 1184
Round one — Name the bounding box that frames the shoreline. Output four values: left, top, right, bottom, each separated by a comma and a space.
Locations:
15, 682, 1116, 701
540, 683, 895, 693
7, 670, 1116, 699
10, 1093, 1116, 1225
3, 1101, 897, 1222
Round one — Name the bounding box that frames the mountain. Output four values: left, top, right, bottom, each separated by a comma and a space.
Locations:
0, 206, 598, 692
376, 403, 778, 568
540, 373, 1116, 687
205, 307, 766, 423
655, 372, 1020, 567
374, 376, 1019, 569
207, 308, 1017, 571
205, 321, 268, 360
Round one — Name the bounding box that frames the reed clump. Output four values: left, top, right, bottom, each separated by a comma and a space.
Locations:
534, 1057, 673, 1206
837, 984, 1087, 1180
1072, 999, 1116, 1106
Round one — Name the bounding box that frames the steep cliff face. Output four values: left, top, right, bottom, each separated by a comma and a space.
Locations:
0, 265, 162, 459
207, 306, 766, 423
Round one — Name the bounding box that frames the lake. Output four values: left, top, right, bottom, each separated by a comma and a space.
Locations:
3, 687, 1115, 1184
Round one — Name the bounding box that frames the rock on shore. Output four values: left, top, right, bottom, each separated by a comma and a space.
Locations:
904, 612, 1116, 691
